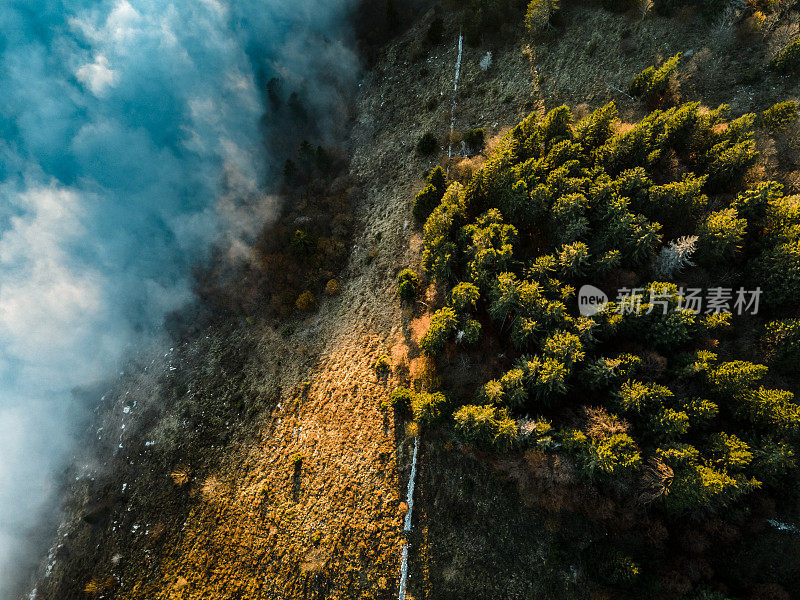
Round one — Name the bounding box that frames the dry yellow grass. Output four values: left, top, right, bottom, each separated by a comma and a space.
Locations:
111, 298, 408, 599
83, 576, 117, 596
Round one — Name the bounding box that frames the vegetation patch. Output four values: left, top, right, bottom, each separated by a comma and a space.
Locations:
407, 98, 800, 597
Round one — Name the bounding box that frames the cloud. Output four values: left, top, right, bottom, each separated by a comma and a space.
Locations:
76, 55, 117, 96
0, 0, 358, 597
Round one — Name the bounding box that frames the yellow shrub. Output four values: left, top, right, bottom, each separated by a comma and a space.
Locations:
295, 290, 316, 311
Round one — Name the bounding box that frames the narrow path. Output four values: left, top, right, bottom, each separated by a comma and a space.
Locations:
397, 436, 419, 600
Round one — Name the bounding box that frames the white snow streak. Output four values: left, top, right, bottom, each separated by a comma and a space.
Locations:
447, 35, 463, 159
398, 436, 419, 600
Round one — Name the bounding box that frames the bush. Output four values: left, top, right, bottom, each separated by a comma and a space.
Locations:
771, 37, 800, 74
417, 131, 439, 155
702, 139, 758, 191
696, 208, 746, 264
758, 100, 799, 130
374, 355, 391, 374
387, 386, 413, 411
557, 241, 590, 277
295, 290, 316, 311
453, 404, 518, 450
420, 307, 458, 355
411, 391, 447, 425
463, 128, 485, 153
427, 16, 444, 45
397, 268, 420, 302
629, 53, 681, 102
413, 166, 447, 222
525, 0, 560, 38
762, 319, 800, 372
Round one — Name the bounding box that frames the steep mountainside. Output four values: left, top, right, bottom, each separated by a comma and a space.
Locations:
28, 2, 800, 599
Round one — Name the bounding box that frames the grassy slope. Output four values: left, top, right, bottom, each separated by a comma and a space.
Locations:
33, 314, 408, 599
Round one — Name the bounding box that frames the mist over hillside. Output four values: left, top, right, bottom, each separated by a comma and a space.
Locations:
0, 1, 358, 597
